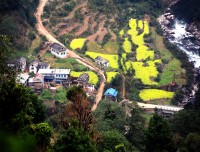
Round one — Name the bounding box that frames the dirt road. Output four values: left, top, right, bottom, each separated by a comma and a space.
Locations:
35, 0, 106, 111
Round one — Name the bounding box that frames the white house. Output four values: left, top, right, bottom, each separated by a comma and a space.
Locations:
29, 60, 50, 74
38, 69, 71, 83
16, 73, 29, 86
29, 60, 39, 74
94, 56, 109, 67
50, 43, 68, 58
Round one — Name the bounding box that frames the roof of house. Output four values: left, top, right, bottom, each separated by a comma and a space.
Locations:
29, 60, 39, 67
77, 73, 89, 82
29, 74, 44, 83
104, 88, 118, 97
95, 56, 109, 64
16, 57, 26, 65
16, 73, 29, 84
50, 43, 66, 52
38, 69, 71, 75
38, 62, 50, 67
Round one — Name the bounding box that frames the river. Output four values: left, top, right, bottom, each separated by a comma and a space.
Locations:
158, 12, 200, 105
158, 15, 200, 68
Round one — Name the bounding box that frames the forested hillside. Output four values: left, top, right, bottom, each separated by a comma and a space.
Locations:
1, 0, 200, 152
0, 0, 39, 51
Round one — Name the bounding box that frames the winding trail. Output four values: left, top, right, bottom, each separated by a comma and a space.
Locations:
35, 0, 106, 111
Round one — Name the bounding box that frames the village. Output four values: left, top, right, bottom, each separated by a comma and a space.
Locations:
9, 42, 118, 102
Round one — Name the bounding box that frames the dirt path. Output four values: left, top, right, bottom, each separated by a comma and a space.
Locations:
36, 0, 106, 111
122, 74, 125, 99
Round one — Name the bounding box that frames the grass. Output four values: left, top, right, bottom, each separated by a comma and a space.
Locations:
87, 41, 118, 55
159, 59, 186, 85
139, 89, 175, 101
123, 38, 132, 53
87, 41, 104, 53
150, 27, 186, 86
86, 52, 119, 69
106, 72, 119, 83
103, 41, 119, 55
70, 38, 86, 50
39, 87, 67, 103
70, 71, 99, 85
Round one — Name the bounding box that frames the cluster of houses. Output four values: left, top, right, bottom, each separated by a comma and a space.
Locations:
7, 42, 118, 100
9, 58, 94, 94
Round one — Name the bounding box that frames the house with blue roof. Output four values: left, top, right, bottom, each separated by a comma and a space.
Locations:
104, 88, 118, 101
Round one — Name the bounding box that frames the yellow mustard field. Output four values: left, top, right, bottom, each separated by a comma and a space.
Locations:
138, 20, 143, 30
70, 38, 86, 50
139, 89, 175, 101
132, 62, 159, 85
123, 38, 132, 53
85, 52, 119, 69
122, 53, 127, 60
136, 46, 154, 61
119, 29, 124, 37
70, 71, 99, 85
106, 72, 119, 83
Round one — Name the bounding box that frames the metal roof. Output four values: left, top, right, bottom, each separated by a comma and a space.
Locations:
50, 43, 66, 52
104, 88, 118, 97
38, 69, 71, 75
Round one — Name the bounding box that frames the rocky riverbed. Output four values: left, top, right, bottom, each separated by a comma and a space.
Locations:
158, 8, 200, 105
158, 11, 200, 68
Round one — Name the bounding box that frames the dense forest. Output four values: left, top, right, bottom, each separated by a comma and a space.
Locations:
1, 0, 200, 151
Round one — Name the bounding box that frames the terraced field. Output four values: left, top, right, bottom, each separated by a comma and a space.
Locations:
41, 0, 186, 104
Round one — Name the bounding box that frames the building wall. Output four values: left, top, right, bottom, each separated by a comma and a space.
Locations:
50, 48, 67, 58
29, 65, 37, 74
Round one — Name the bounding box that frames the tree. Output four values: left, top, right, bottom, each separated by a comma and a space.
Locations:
54, 120, 97, 152
66, 85, 86, 102
145, 112, 173, 152
98, 130, 137, 152
126, 107, 146, 151
0, 80, 46, 133
29, 123, 52, 152
184, 133, 200, 152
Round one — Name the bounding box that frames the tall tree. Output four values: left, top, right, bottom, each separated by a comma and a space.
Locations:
54, 120, 97, 152
145, 112, 173, 152
126, 107, 146, 151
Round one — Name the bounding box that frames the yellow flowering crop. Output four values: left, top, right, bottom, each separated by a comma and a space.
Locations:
123, 38, 132, 53
106, 72, 119, 83
143, 21, 149, 34
70, 38, 86, 50
138, 20, 143, 30
119, 29, 125, 37
125, 61, 132, 70
122, 53, 127, 60
139, 89, 175, 101
70, 71, 99, 85
85, 52, 119, 69
129, 18, 137, 29
136, 45, 154, 61
132, 62, 158, 85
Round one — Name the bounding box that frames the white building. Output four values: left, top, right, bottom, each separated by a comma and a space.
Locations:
16, 73, 29, 86
29, 60, 50, 74
29, 60, 38, 74
50, 43, 68, 58
38, 69, 71, 83
94, 56, 109, 67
